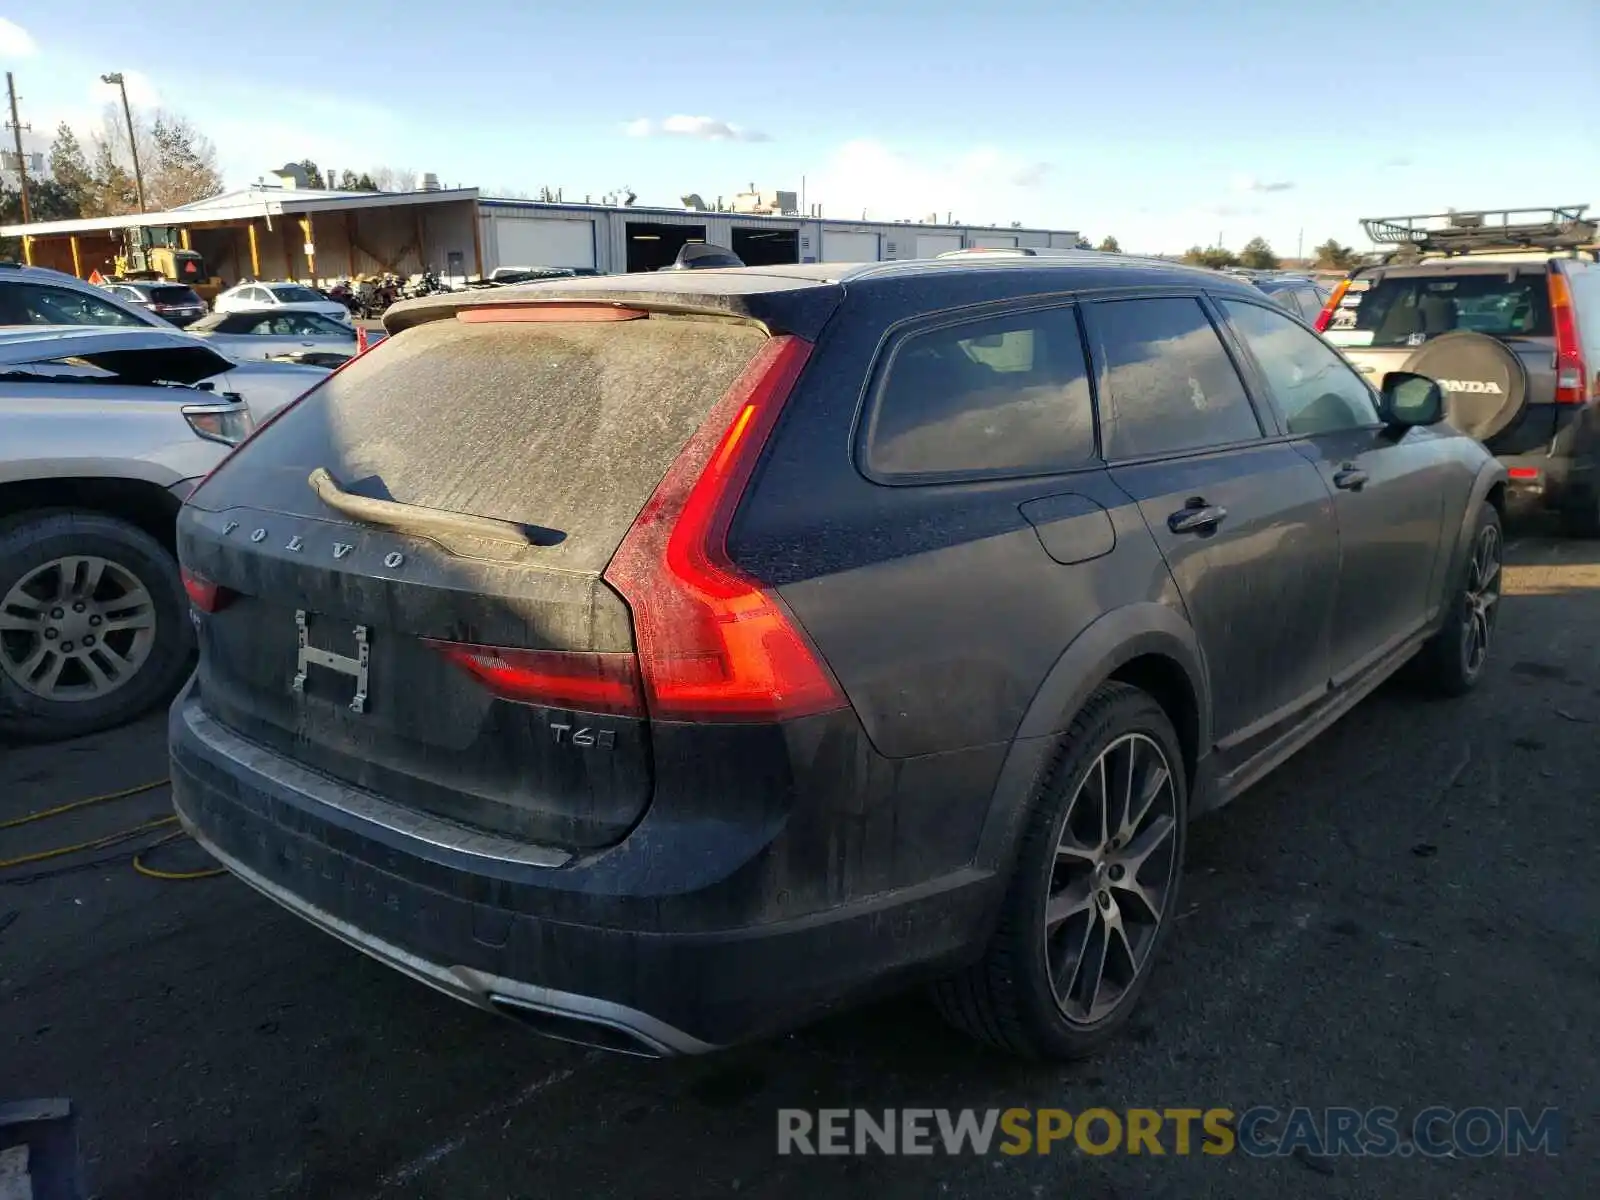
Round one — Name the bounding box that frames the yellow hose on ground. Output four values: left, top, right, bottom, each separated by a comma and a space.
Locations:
0, 779, 224, 880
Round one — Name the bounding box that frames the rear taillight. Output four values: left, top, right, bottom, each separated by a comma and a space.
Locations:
1549, 267, 1589, 405
423, 642, 643, 716
427, 334, 845, 723
181, 568, 234, 613
603, 334, 847, 723
182, 405, 253, 446
1314, 278, 1350, 333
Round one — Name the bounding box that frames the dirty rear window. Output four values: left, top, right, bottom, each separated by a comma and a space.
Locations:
231, 315, 768, 571
1323, 272, 1552, 349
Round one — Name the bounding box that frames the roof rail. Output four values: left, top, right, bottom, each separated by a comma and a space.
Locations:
936, 247, 1042, 257
1361, 205, 1596, 256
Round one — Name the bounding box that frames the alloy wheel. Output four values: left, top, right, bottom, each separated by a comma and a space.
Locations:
0, 556, 158, 701
1043, 732, 1180, 1025
1462, 524, 1501, 676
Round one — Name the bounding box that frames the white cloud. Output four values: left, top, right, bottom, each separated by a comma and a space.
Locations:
625, 114, 770, 143
1234, 174, 1295, 194
0, 18, 37, 58
805, 139, 1058, 225
1009, 161, 1053, 188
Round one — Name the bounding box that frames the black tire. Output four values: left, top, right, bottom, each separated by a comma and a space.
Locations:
933, 682, 1188, 1059
1557, 487, 1600, 539
0, 510, 194, 742
1414, 503, 1502, 696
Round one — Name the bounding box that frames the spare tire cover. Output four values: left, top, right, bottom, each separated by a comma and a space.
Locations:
1401, 331, 1528, 441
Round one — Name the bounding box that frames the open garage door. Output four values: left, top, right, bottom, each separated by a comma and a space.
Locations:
626, 222, 707, 272
820, 230, 880, 263
914, 233, 964, 258
731, 226, 799, 267
494, 217, 597, 270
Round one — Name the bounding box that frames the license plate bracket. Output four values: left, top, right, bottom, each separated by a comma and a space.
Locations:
292, 609, 370, 713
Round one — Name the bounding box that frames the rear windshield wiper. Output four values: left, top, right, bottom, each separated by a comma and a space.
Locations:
308, 467, 563, 551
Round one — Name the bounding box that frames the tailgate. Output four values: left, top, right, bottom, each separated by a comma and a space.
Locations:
1324, 267, 1560, 446
178, 312, 771, 850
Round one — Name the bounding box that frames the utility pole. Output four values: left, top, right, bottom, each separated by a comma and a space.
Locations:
5, 72, 31, 223
100, 72, 146, 212
1297, 227, 1304, 261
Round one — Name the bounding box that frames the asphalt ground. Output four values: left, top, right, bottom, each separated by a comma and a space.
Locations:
3, 525, 1597, 1199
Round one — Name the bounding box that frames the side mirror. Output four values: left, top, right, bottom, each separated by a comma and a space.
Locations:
1380, 371, 1445, 428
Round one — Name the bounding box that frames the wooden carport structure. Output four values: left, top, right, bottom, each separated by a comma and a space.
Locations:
1, 185, 484, 287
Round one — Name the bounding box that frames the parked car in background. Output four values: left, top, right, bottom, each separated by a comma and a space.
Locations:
188, 308, 357, 368
171, 252, 1505, 1062
1218, 269, 1329, 322
0, 263, 330, 420
1318, 205, 1600, 535
1251, 275, 1330, 323
212, 281, 355, 325
0, 328, 253, 740
99, 281, 210, 327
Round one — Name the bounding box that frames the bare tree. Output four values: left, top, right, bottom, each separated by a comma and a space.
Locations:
80, 104, 221, 215
146, 113, 223, 209
367, 165, 418, 192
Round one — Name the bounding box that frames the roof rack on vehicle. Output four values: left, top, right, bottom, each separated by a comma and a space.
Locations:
1361, 205, 1596, 257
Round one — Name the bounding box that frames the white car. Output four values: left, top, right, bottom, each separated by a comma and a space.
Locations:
188, 306, 357, 368
0, 327, 253, 740
0, 264, 329, 419
212, 281, 353, 325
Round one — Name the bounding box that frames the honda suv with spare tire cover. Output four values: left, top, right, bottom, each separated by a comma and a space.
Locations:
169, 251, 1506, 1060
1317, 205, 1600, 534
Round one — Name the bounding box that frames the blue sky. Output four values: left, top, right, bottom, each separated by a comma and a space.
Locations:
4, 1, 1597, 254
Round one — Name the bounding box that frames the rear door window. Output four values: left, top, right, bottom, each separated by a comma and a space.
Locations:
1087, 297, 1264, 459
0, 284, 149, 328
865, 305, 1097, 479
1324, 271, 1552, 348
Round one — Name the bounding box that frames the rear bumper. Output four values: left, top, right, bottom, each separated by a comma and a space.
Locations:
169, 684, 998, 1053
1496, 451, 1595, 511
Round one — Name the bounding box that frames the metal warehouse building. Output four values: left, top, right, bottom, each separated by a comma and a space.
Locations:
479, 199, 1081, 274
2, 183, 1079, 282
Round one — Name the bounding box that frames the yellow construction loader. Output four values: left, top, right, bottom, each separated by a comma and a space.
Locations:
114, 227, 222, 304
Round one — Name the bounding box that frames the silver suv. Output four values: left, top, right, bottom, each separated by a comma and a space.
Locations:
1, 328, 252, 740
1319, 205, 1600, 534
0, 262, 329, 420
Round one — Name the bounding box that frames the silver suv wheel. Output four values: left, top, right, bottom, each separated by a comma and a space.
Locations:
1, 554, 159, 700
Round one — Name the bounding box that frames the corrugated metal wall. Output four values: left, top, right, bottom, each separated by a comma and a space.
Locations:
477, 200, 1079, 274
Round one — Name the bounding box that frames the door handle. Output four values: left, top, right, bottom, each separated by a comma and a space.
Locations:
1167, 501, 1228, 535
1333, 466, 1369, 491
